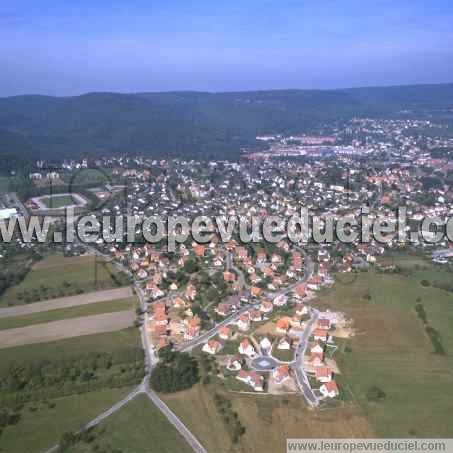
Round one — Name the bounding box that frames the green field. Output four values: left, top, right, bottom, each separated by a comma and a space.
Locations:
0, 327, 142, 373
66, 394, 193, 453
0, 176, 10, 193
0, 387, 133, 453
318, 267, 453, 438
40, 194, 78, 209
69, 168, 113, 186
0, 297, 136, 331
0, 254, 130, 306
0, 327, 144, 453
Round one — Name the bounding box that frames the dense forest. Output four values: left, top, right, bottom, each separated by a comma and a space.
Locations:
0, 84, 453, 169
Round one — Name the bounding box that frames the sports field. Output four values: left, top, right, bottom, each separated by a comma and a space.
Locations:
40, 194, 78, 208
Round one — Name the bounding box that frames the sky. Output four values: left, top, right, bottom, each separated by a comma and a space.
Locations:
1, 0, 453, 96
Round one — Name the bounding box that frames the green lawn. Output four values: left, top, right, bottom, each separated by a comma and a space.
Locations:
40, 194, 77, 209
0, 255, 130, 306
0, 297, 137, 331
0, 387, 133, 453
272, 347, 293, 362
319, 268, 453, 438
66, 394, 193, 453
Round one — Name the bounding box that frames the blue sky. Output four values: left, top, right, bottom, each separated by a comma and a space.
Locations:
1, 0, 453, 96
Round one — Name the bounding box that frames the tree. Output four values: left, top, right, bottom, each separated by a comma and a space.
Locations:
366, 386, 386, 402
150, 352, 199, 393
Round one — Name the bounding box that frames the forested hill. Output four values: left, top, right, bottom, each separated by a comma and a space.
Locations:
0, 83, 452, 166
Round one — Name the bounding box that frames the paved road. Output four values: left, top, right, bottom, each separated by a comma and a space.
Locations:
226, 252, 248, 289
291, 308, 320, 407
144, 383, 207, 453
177, 253, 252, 353
289, 247, 320, 407
42, 244, 207, 453
135, 283, 207, 453
43, 383, 145, 453
179, 244, 314, 364
177, 300, 260, 352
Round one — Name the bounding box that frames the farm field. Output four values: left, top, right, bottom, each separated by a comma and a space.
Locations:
66, 394, 193, 453
317, 268, 453, 438
0, 254, 130, 306
0, 286, 134, 319
0, 387, 133, 453
162, 384, 235, 453
233, 394, 373, 452
162, 384, 373, 453
0, 296, 136, 330
0, 326, 142, 373
0, 325, 144, 452
0, 310, 135, 348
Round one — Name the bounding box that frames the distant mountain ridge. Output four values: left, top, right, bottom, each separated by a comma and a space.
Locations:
0, 83, 452, 166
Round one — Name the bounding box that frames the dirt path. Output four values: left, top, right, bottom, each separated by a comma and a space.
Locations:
0, 287, 133, 319
0, 310, 135, 349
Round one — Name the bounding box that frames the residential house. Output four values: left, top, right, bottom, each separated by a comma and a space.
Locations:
193, 244, 206, 257
237, 313, 251, 331
259, 337, 272, 353
277, 336, 292, 350
218, 325, 232, 341
202, 340, 223, 355
250, 286, 262, 298
276, 317, 291, 334
185, 284, 197, 301
315, 366, 333, 383
320, 380, 339, 398
273, 365, 290, 385
226, 355, 242, 371
215, 303, 231, 317
250, 309, 262, 322
313, 329, 329, 342
260, 300, 274, 314
238, 338, 255, 357
273, 294, 287, 306
317, 318, 331, 330
295, 303, 308, 316
236, 371, 264, 391
293, 283, 306, 299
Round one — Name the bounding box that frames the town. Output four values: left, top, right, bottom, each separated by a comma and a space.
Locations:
1, 115, 453, 451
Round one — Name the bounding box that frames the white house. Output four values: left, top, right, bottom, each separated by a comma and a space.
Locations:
238, 338, 255, 357
202, 340, 222, 355
277, 336, 291, 350
320, 380, 339, 398
259, 337, 272, 353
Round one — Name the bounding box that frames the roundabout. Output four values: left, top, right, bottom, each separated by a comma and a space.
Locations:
251, 355, 281, 371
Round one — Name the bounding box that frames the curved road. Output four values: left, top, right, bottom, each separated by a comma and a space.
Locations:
43, 245, 207, 453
